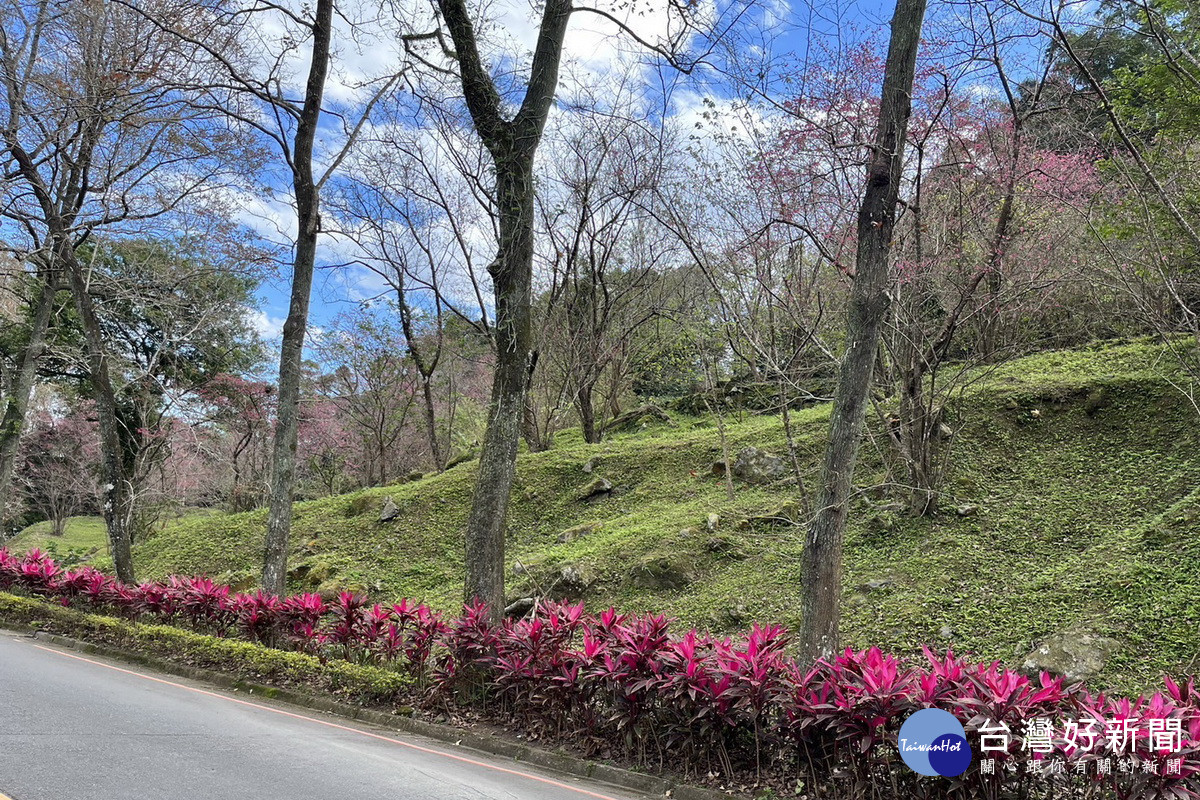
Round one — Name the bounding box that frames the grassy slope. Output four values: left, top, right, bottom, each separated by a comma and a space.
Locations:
90, 340, 1200, 692
9, 516, 108, 557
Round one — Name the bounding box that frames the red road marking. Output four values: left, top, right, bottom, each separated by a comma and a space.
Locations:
29, 643, 631, 800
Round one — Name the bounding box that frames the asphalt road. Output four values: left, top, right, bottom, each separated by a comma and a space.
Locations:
0, 632, 646, 800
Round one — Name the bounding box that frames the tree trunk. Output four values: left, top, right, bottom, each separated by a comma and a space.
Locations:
798, 0, 928, 662
261, 0, 334, 596
419, 377, 443, 471
61, 245, 136, 584
0, 269, 57, 522
437, 0, 572, 619
577, 380, 600, 444
464, 156, 536, 614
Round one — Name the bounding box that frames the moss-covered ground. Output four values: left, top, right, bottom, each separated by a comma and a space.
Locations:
28, 339, 1200, 693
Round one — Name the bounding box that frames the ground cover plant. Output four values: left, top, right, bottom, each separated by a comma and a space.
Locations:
4, 546, 1198, 800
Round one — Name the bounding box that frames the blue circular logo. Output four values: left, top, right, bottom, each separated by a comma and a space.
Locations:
898, 709, 972, 776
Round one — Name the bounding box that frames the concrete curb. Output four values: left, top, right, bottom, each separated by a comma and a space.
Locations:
6, 623, 741, 800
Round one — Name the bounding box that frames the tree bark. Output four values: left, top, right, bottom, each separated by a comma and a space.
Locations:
61, 244, 137, 583
577, 380, 600, 444
798, 0, 928, 662
0, 267, 57, 522
261, 0, 334, 596
437, 0, 573, 619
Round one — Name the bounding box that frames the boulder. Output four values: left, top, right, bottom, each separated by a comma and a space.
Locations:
550, 564, 594, 598
629, 555, 696, 590
379, 495, 400, 522
1021, 631, 1119, 682
579, 478, 613, 502
704, 513, 720, 532
557, 522, 601, 544
604, 404, 673, 434
956, 504, 979, 517
731, 447, 788, 484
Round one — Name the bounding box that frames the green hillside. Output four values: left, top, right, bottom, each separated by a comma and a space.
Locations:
77, 340, 1200, 692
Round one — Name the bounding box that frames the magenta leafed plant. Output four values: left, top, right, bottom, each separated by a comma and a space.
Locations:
2, 547, 1199, 799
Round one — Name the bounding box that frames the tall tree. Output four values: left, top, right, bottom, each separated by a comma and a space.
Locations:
0, 0, 252, 581
798, 0, 929, 661
258, 0, 335, 596
432, 0, 574, 616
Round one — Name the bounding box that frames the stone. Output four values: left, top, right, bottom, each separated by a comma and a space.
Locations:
939, 624, 955, 639
629, 555, 696, 590
738, 501, 801, 528
704, 513, 720, 532
705, 534, 746, 559
731, 446, 788, 484
406, 470, 424, 481
604, 404, 673, 433
712, 603, 749, 629
550, 564, 593, 598
955, 504, 979, 517
556, 522, 601, 544
857, 576, 895, 593
579, 477, 613, 502
582, 457, 601, 474
379, 495, 400, 522
1021, 631, 1119, 682
504, 597, 536, 618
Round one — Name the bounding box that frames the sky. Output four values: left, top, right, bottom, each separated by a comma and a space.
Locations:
241, 0, 1050, 365
244, 0, 848, 351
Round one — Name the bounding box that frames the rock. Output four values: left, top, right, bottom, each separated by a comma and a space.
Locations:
406, 470, 424, 482
556, 522, 601, 544
550, 564, 593, 598
939, 624, 955, 639
739, 501, 801, 528
629, 555, 696, 590
712, 603, 749, 629
316, 578, 368, 600
604, 404, 673, 434
445, 450, 476, 469
705, 534, 746, 559
582, 457, 601, 474
731, 446, 788, 484
579, 477, 613, 502
504, 597, 536, 618
379, 495, 400, 522
857, 576, 895, 593
955, 504, 979, 517
1021, 631, 1119, 682
704, 513, 720, 532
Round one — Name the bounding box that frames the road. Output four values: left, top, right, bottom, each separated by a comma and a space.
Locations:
0, 632, 646, 800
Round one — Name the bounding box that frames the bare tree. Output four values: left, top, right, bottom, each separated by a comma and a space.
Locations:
0, 0, 255, 581
798, 0, 928, 662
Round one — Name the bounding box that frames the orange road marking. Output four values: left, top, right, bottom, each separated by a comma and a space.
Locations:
29, 643, 630, 800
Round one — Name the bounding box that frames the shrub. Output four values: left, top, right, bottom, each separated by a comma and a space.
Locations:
1, 547, 1197, 799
